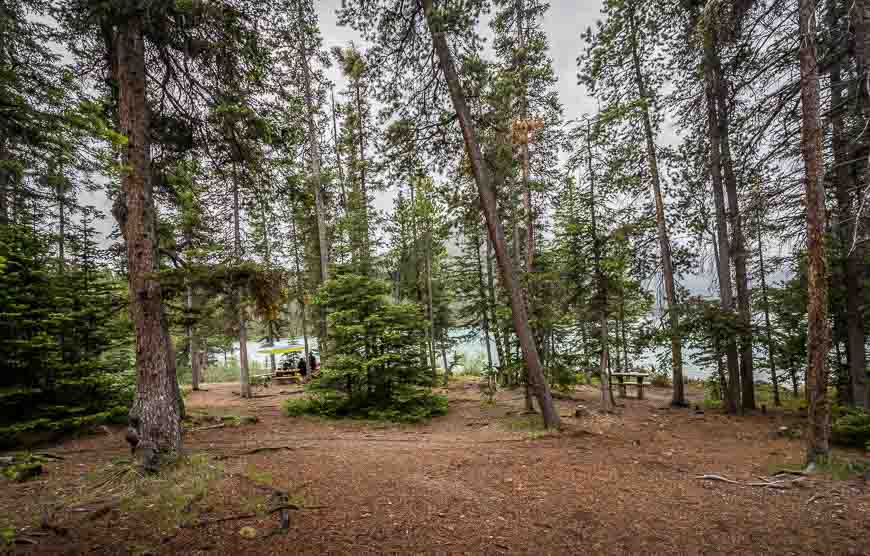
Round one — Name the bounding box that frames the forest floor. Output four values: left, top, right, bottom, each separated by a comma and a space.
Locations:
2, 378, 870, 555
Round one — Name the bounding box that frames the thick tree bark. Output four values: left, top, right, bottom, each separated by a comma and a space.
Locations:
627, 5, 685, 405
799, 0, 832, 462
299, 6, 330, 361
716, 68, 755, 412
116, 17, 182, 462
424, 0, 559, 428
704, 39, 741, 414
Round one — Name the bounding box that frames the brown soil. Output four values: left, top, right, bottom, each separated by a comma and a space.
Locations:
2, 380, 869, 555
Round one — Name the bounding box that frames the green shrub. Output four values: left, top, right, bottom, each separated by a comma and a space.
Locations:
832, 406, 870, 448
550, 362, 578, 392
283, 390, 447, 423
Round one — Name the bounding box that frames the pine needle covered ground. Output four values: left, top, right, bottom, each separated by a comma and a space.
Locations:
1, 379, 868, 554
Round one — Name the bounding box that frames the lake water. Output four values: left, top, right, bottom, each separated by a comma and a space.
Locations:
233, 334, 712, 379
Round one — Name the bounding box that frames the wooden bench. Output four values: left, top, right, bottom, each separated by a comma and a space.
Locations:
273, 369, 302, 385
609, 372, 650, 400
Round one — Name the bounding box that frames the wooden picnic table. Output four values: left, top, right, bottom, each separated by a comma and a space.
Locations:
609, 372, 650, 400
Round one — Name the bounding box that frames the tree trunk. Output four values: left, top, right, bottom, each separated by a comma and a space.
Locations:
187, 283, 200, 391
330, 85, 348, 211
627, 6, 685, 406
487, 235, 505, 372
232, 165, 251, 399
56, 174, 65, 273
424, 1, 559, 428
267, 320, 277, 373
829, 31, 868, 408
620, 289, 629, 371
290, 196, 310, 368
799, 0, 832, 463
587, 121, 613, 412
299, 6, 330, 362
716, 65, 755, 412
755, 198, 778, 406
425, 217, 437, 380
116, 17, 182, 462
475, 235, 495, 372
703, 38, 741, 414
0, 139, 8, 226
354, 79, 371, 265
441, 342, 450, 387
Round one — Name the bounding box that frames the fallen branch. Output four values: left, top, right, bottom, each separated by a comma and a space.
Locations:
183, 505, 328, 529
34, 453, 64, 461
214, 445, 302, 460
182, 513, 256, 528
266, 504, 328, 514
697, 474, 806, 489
87, 502, 120, 521
242, 446, 294, 455
188, 423, 226, 433
807, 492, 826, 504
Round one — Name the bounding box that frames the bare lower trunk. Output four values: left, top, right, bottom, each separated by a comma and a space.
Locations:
299, 4, 329, 362
586, 122, 613, 412
57, 177, 65, 273
851, 0, 870, 408
426, 225, 437, 380
799, 0, 832, 462
717, 81, 754, 412
268, 320, 277, 373
487, 236, 505, 371
425, 2, 559, 428
756, 209, 778, 406
231, 165, 251, 398
475, 237, 495, 371
628, 6, 684, 406
829, 50, 866, 408
290, 199, 311, 369
441, 343, 450, 387
704, 42, 741, 414
187, 284, 200, 391
0, 139, 8, 226
117, 17, 182, 463
331, 85, 347, 210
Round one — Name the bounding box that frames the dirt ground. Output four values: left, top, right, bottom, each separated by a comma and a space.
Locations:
2, 379, 869, 555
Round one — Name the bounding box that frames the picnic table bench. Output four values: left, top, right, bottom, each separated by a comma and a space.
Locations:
609, 372, 650, 400
272, 369, 302, 385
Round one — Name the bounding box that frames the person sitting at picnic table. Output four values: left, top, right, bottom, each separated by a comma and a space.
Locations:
297, 355, 308, 379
